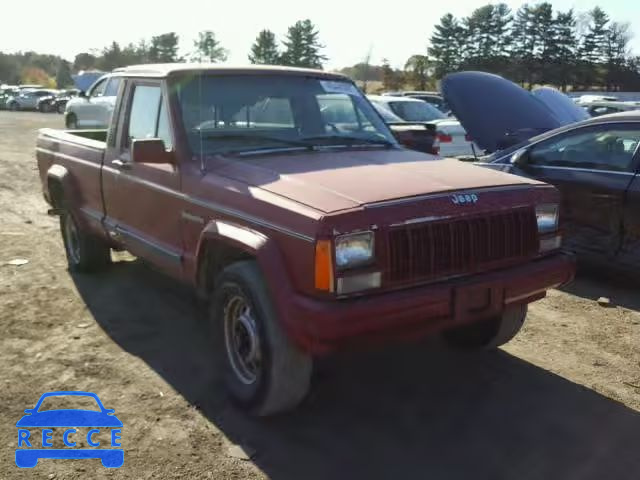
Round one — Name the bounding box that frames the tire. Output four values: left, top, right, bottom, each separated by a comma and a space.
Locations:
66, 113, 78, 129
9, 102, 18, 111
57, 103, 66, 114
211, 260, 312, 416
60, 211, 111, 273
443, 305, 528, 350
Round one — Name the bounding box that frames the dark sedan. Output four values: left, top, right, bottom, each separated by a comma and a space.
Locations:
481, 113, 640, 267
442, 71, 640, 268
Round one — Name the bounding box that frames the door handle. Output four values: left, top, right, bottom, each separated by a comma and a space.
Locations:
111, 159, 131, 170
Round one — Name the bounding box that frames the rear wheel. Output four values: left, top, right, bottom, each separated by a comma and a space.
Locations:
60, 211, 111, 273
65, 113, 78, 129
9, 102, 18, 111
57, 102, 66, 114
211, 261, 312, 416
443, 305, 528, 349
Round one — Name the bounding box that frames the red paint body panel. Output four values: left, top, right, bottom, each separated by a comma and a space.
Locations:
35, 66, 575, 356
278, 253, 575, 354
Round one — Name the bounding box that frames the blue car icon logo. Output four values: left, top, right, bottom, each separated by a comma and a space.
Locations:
16, 391, 123, 468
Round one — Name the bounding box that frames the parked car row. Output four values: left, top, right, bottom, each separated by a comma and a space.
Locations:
0, 86, 79, 113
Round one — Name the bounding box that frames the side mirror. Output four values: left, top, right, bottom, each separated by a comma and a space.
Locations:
131, 138, 175, 165
78, 90, 87, 98
510, 148, 530, 169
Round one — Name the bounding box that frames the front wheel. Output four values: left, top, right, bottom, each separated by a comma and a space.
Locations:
442, 305, 528, 349
211, 261, 312, 416
60, 211, 111, 273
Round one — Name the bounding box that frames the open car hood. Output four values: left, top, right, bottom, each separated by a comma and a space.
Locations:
532, 86, 590, 125
441, 72, 587, 153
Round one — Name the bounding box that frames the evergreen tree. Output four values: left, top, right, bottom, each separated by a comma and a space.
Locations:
510, 4, 537, 87
192, 31, 227, 63
55, 61, 73, 88
280, 20, 327, 69
98, 42, 124, 71
548, 9, 578, 90
149, 33, 181, 63
530, 2, 556, 84
248, 30, 280, 64
428, 13, 465, 78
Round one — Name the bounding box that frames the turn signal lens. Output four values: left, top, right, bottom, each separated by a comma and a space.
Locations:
315, 240, 334, 292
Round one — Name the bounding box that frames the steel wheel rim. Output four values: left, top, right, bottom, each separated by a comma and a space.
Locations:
223, 293, 262, 385
64, 216, 81, 265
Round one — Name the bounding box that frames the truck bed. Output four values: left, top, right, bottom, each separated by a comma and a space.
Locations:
36, 128, 108, 217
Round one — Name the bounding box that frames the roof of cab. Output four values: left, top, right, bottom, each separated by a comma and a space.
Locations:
112, 63, 349, 80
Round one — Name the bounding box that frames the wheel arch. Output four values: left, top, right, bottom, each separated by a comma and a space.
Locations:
195, 220, 269, 299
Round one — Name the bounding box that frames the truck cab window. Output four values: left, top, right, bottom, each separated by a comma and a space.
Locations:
127, 85, 172, 150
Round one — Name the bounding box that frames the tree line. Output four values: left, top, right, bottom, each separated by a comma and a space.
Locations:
2, 6, 640, 92
427, 3, 640, 91
0, 19, 326, 88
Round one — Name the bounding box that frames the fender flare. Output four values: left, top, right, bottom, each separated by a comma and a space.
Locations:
195, 220, 301, 338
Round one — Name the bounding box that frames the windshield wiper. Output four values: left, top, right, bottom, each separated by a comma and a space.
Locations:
300, 134, 394, 148
199, 132, 313, 149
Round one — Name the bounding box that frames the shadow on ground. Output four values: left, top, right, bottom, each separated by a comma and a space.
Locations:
72, 261, 640, 480
561, 262, 640, 312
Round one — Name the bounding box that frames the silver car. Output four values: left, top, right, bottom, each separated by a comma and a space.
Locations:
65, 74, 121, 129
6, 89, 58, 111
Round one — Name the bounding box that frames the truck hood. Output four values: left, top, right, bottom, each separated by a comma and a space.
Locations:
441, 71, 587, 153
216, 148, 540, 213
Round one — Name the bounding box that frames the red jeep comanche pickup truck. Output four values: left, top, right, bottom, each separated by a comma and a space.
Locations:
36, 64, 574, 415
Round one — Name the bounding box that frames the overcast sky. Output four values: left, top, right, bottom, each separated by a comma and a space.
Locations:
2, 0, 639, 70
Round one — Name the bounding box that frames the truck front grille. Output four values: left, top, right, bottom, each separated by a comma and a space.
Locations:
386, 208, 538, 284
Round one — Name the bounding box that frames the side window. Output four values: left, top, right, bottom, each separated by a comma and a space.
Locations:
127, 84, 172, 149
529, 126, 640, 172
89, 79, 108, 98
104, 78, 121, 97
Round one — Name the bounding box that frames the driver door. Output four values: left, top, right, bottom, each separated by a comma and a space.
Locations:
102, 79, 183, 277
76, 77, 108, 128
520, 123, 640, 257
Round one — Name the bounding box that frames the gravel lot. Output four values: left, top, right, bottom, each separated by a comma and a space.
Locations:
1, 111, 639, 479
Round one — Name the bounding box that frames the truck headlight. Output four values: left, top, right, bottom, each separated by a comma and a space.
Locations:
335, 232, 374, 270
535, 204, 558, 233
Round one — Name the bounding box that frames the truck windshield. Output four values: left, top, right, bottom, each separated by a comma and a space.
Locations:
175, 74, 397, 156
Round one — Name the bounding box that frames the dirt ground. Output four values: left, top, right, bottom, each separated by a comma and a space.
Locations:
0, 111, 639, 480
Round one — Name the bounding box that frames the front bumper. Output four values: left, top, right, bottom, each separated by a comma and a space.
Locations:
282, 252, 575, 354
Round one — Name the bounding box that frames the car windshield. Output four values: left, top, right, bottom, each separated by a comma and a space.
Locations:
175, 74, 396, 156
37, 395, 101, 412
388, 101, 446, 122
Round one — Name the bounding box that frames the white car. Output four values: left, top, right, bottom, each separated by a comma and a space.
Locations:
65, 74, 121, 129
368, 95, 480, 158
